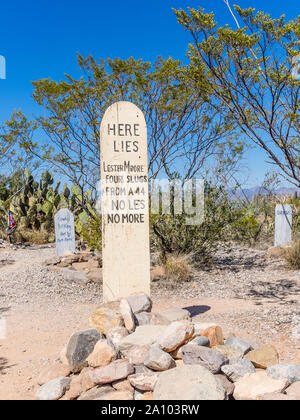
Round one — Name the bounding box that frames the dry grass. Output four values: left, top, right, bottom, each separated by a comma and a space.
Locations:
150, 265, 166, 281
283, 240, 300, 270
164, 254, 193, 283
17, 229, 53, 244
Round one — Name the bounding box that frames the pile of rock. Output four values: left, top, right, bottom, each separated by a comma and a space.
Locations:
35, 293, 300, 400
44, 250, 102, 284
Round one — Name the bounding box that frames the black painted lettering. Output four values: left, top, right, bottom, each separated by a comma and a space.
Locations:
126, 141, 131, 152
108, 124, 116, 135
133, 141, 139, 152
125, 124, 132, 136
113, 141, 119, 152
108, 214, 114, 224
122, 214, 129, 223
134, 124, 140, 136
118, 124, 125, 136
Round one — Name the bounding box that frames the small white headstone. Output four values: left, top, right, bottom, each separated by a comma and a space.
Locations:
55, 208, 76, 256
274, 204, 292, 246
100, 101, 150, 302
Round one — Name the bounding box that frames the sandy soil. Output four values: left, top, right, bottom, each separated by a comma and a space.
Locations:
0, 244, 299, 400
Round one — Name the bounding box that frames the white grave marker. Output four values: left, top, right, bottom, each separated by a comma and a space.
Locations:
274, 204, 293, 246
55, 208, 76, 256
100, 101, 150, 302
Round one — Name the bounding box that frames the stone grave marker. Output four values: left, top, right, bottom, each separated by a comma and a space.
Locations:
55, 208, 76, 256
100, 101, 150, 302
274, 204, 293, 246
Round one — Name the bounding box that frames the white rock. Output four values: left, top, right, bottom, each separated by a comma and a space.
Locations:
126, 293, 152, 314
119, 326, 167, 353
221, 359, 255, 382
266, 363, 300, 384
123, 345, 150, 365
225, 337, 253, 356
154, 365, 226, 400
119, 299, 136, 332
156, 321, 194, 352
106, 327, 129, 350
36, 377, 71, 400
144, 345, 176, 371
157, 308, 190, 323
128, 372, 159, 391
233, 371, 288, 400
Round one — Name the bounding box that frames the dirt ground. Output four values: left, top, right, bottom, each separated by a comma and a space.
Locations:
0, 244, 299, 400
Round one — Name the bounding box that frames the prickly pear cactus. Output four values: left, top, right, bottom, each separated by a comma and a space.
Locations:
1, 169, 98, 242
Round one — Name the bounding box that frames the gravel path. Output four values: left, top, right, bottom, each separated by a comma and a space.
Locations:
152, 246, 300, 362
0, 245, 102, 307
0, 243, 299, 336
0, 242, 299, 399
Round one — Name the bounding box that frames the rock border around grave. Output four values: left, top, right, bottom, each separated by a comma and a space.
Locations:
35, 292, 300, 401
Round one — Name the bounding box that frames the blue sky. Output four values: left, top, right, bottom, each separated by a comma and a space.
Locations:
0, 0, 299, 187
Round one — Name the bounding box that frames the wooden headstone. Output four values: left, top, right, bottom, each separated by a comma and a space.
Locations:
274, 204, 292, 246
100, 101, 150, 302
55, 208, 76, 256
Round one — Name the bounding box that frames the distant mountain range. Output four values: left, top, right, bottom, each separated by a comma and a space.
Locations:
232, 186, 300, 199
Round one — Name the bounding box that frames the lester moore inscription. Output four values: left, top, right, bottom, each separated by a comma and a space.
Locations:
100, 101, 150, 302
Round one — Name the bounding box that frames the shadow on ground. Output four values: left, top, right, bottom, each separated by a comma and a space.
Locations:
247, 278, 300, 304
0, 307, 10, 315
210, 251, 268, 273
0, 357, 10, 374
0, 259, 15, 268
184, 305, 211, 317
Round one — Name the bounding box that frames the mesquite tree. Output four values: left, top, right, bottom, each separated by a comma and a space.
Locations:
0, 54, 238, 199
175, 4, 300, 186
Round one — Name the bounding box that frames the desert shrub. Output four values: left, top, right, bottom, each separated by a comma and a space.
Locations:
229, 191, 278, 246
283, 241, 300, 270
150, 180, 299, 262
150, 183, 238, 264
0, 227, 54, 244
81, 216, 102, 251
18, 229, 53, 244
164, 254, 193, 283
231, 209, 260, 243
